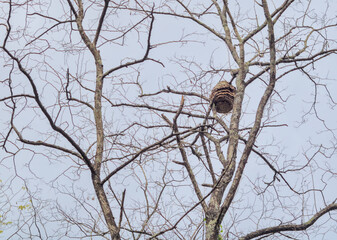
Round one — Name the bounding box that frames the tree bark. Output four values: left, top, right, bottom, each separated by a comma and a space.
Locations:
92, 175, 121, 240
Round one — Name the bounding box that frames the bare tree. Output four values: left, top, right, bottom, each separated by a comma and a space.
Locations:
1, 0, 337, 239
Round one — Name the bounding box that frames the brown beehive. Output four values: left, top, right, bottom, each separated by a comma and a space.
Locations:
210, 81, 236, 114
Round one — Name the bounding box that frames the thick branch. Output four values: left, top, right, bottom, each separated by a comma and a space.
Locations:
66, 0, 78, 18
93, 0, 110, 46
240, 203, 337, 240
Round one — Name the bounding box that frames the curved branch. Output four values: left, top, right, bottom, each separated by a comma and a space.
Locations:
12, 126, 82, 159
239, 203, 337, 240
2, 49, 95, 174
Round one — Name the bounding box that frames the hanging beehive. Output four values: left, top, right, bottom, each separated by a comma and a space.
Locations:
210, 81, 236, 114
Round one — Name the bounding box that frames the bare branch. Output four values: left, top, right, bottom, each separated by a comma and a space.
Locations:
12, 126, 83, 160
102, 9, 155, 79
94, 0, 110, 46
240, 203, 337, 240
2, 49, 94, 174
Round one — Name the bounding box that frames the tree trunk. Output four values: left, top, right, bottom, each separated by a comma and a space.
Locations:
206, 216, 221, 240
92, 175, 121, 240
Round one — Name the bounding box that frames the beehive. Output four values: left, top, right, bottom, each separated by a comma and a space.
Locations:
210, 81, 236, 114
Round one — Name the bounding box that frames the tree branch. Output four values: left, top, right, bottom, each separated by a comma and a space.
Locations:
2, 49, 95, 174
12, 126, 83, 160
93, 0, 110, 46
240, 203, 337, 240
165, 96, 208, 211
102, 9, 155, 79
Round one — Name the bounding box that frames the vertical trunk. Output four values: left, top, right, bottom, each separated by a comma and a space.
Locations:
92, 51, 121, 240
74, 2, 121, 238
93, 59, 121, 240
206, 216, 221, 240
92, 73, 121, 240
92, 175, 121, 240
205, 68, 247, 240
